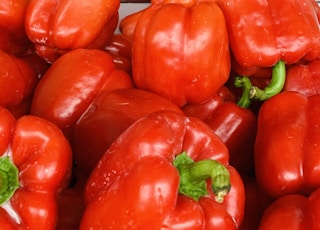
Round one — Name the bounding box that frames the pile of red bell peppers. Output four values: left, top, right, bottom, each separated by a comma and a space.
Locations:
1, 0, 320, 229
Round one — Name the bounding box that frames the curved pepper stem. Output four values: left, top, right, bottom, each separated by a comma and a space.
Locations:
0, 156, 19, 205
234, 60, 286, 108
173, 152, 231, 203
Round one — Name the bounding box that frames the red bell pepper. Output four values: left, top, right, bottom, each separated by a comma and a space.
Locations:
255, 91, 320, 198
80, 111, 245, 229
259, 187, 320, 230
314, 0, 320, 21
0, 106, 72, 229
25, 0, 120, 63
220, 0, 320, 107
182, 87, 257, 174
30, 48, 133, 140
104, 33, 132, 74
73, 88, 184, 175
284, 59, 320, 97
21, 44, 52, 79
238, 176, 273, 230
56, 154, 89, 230
218, 0, 320, 77
132, 0, 231, 107
0, 49, 38, 118
0, 0, 31, 56
56, 187, 85, 230
56, 167, 87, 230
119, 7, 146, 40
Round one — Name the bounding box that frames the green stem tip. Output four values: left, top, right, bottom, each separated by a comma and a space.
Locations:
173, 152, 231, 203
0, 156, 19, 205
234, 60, 286, 108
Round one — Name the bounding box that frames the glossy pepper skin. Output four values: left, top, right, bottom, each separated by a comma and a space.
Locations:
104, 33, 132, 75
183, 87, 257, 174
238, 175, 273, 230
0, 49, 38, 118
30, 48, 133, 140
0, 0, 31, 56
119, 7, 146, 40
0, 106, 72, 229
218, 0, 320, 77
259, 187, 320, 230
255, 91, 320, 198
73, 88, 184, 175
21, 44, 52, 79
25, 0, 120, 63
56, 172, 86, 230
284, 59, 320, 97
132, 0, 230, 107
80, 111, 245, 229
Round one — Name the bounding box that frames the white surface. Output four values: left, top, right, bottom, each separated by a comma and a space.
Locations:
117, 3, 150, 33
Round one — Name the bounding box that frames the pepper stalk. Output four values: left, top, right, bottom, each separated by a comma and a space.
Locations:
234, 60, 286, 108
173, 152, 231, 203
0, 155, 19, 205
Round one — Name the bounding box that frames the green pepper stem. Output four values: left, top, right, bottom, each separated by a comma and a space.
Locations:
0, 156, 19, 205
234, 76, 253, 108
173, 152, 231, 203
234, 60, 286, 108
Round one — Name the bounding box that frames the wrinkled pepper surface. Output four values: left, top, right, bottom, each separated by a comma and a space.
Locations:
255, 91, 320, 198
132, 0, 230, 107
0, 106, 72, 229
25, 0, 120, 63
218, 0, 320, 77
80, 111, 245, 229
